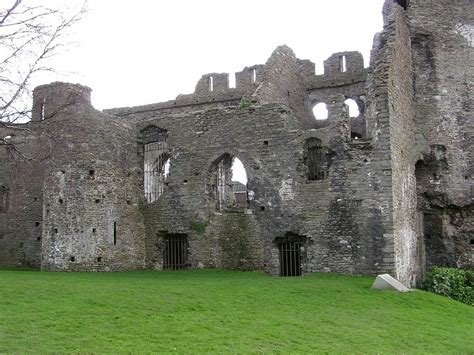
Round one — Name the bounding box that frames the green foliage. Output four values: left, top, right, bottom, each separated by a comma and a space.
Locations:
423, 267, 473, 305
190, 220, 208, 234
239, 98, 251, 109
0, 270, 473, 353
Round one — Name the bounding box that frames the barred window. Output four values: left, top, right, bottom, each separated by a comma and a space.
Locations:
144, 142, 170, 203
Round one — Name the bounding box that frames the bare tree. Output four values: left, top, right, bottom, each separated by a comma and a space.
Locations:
0, 0, 87, 148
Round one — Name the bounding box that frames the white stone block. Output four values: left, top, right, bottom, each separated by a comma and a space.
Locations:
371, 274, 409, 292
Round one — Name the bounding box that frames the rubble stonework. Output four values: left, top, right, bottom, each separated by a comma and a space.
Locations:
0, 0, 472, 286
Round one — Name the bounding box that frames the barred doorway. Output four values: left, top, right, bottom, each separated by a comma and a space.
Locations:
163, 234, 188, 270
279, 241, 302, 277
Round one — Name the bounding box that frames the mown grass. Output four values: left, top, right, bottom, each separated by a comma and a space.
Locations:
0, 269, 472, 353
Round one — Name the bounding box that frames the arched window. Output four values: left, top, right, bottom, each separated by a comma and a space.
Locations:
142, 126, 169, 203
231, 158, 247, 209
312, 102, 328, 120
344, 98, 360, 117
305, 138, 333, 181
209, 154, 248, 210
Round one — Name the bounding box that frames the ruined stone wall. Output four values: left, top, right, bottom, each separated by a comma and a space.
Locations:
36, 83, 146, 271
364, 1, 423, 286
0, 125, 45, 268
385, 2, 420, 286
133, 105, 300, 272
111, 84, 396, 277
2, 0, 471, 283
408, 0, 473, 270
292, 117, 394, 276
255, 46, 314, 128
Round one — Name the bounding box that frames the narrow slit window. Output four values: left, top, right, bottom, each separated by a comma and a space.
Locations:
340, 55, 347, 72
229, 72, 236, 88
209, 76, 214, 91
252, 68, 257, 82
40, 97, 46, 120
113, 222, 117, 245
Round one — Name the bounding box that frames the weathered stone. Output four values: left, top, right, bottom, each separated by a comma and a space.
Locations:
372, 274, 409, 292
0, 0, 472, 287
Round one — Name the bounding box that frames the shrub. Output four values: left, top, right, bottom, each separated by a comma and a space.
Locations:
190, 220, 208, 234
239, 98, 251, 109
423, 267, 473, 305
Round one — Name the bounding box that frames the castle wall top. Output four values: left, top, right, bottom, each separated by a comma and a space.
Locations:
104, 47, 368, 118
32, 82, 92, 121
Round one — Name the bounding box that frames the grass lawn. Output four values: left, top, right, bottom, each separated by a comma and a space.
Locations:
0, 269, 472, 353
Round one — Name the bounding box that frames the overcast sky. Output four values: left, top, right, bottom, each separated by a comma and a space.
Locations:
35, 0, 386, 183
36, 0, 385, 111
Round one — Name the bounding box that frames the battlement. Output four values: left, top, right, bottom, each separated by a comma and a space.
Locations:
194, 64, 265, 95
106, 47, 368, 118
32, 82, 92, 121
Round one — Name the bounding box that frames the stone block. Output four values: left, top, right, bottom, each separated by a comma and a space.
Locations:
371, 274, 409, 292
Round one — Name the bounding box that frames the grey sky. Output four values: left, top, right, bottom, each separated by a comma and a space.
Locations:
36, 0, 385, 110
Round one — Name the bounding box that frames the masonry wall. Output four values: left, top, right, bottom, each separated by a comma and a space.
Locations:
131, 105, 301, 273
385, 2, 421, 286
0, 125, 45, 268
110, 83, 395, 277
408, 0, 473, 270
37, 83, 146, 271
1, 0, 471, 284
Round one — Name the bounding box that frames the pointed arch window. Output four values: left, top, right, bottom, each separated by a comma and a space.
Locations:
142, 126, 170, 203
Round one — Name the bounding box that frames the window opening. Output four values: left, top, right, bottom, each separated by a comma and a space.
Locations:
340, 55, 347, 72
252, 68, 257, 82
209, 76, 214, 92
144, 141, 170, 203
279, 242, 302, 276
113, 222, 117, 245
312, 102, 328, 120
395, 0, 408, 10
231, 157, 248, 209
211, 154, 248, 210
163, 234, 188, 270
344, 98, 360, 117
229, 72, 236, 88
305, 138, 332, 181
216, 158, 227, 211
40, 97, 45, 120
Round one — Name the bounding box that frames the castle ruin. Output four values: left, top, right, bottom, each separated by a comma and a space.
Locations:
0, 0, 472, 287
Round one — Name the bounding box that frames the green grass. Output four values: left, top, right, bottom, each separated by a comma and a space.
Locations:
0, 270, 472, 353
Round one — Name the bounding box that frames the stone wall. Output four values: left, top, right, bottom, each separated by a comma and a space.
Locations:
409, 0, 473, 271
37, 83, 146, 271
385, 1, 421, 286
0, 0, 471, 284
0, 125, 45, 268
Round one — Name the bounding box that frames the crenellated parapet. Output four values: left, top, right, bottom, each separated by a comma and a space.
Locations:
106, 48, 368, 121
303, 51, 368, 90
